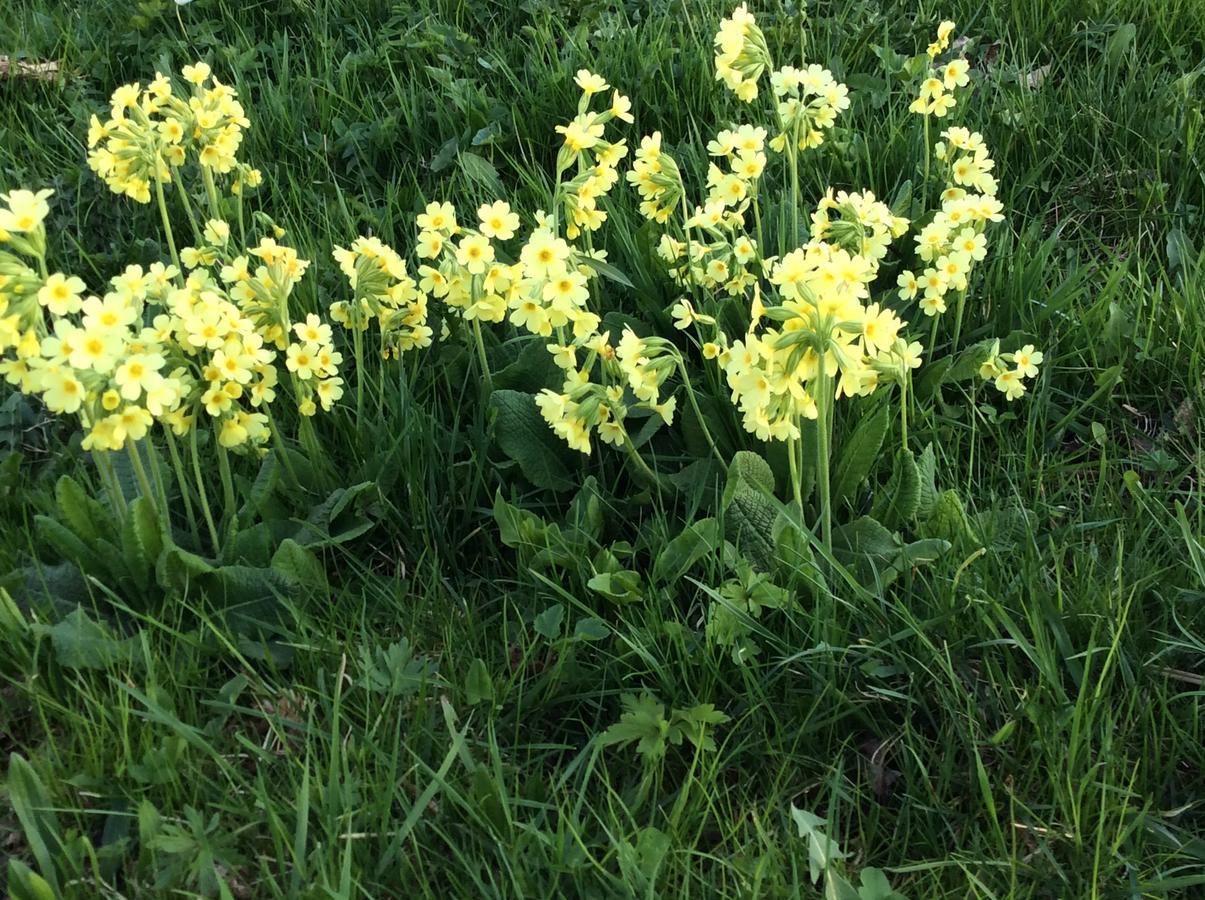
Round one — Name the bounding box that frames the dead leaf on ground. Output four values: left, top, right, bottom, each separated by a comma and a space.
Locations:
0, 57, 60, 82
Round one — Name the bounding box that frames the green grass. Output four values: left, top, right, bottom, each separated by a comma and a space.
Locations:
2, 0, 1204, 896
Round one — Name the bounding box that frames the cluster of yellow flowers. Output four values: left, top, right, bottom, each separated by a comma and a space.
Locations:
331, 235, 431, 357
0, 63, 344, 460
909, 21, 969, 118
553, 70, 632, 240
414, 198, 602, 341
713, 3, 771, 102
86, 61, 260, 204
534, 329, 679, 455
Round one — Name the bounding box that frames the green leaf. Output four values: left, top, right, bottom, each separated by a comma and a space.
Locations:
35, 515, 109, 581
943, 338, 998, 384
35, 607, 136, 670
6, 859, 58, 900
1105, 23, 1136, 67
587, 569, 644, 604
130, 496, 164, 570
857, 868, 907, 900
599, 692, 670, 760
577, 253, 634, 289
458, 151, 504, 195
490, 389, 576, 491
241, 450, 280, 519
873, 448, 921, 528
924, 490, 973, 544
833, 402, 889, 504
729, 450, 775, 493
573, 617, 609, 641
653, 517, 721, 584
271, 539, 328, 593
465, 658, 493, 705
669, 703, 730, 753
156, 546, 215, 595
914, 444, 938, 521
359, 639, 435, 696
533, 604, 565, 640
790, 805, 847, 884
7, 754, 64, 894
55, 475, 100, 542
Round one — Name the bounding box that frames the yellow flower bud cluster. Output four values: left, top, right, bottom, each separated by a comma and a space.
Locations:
714, 3, 771, 102
86, 62, 260, 204
332, 236, 431, 357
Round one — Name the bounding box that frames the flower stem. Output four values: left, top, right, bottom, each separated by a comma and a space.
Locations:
93, 450, 127, 521
814, 350, 833, 552
472, 318, 493, 395
154, 177, 183, 277
165, 430, 201, 547
622, 431, 664, 490
188, 425, 221, 552
352, 323, 366, 419
788, 433, 802, 508
951, 287, 968, 352
126, 440, 160, 520
900, 378, 909, 452
677, 360, 726, 471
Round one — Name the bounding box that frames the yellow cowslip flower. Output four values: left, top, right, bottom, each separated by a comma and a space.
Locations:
477, 200, 520, 241
0, 189, 53, 233
574, 69, 609, 95
37, 273, 86, 316
455, 234, 494, 275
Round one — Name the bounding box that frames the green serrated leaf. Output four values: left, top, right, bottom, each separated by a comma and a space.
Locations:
35, 515, 110, 581
55, 475, 99, 542
873, 448, 921, 528
728, 450, 775, 494
130, 496, 164, 569
833, 403, 889, 504
914, 444, 938, 521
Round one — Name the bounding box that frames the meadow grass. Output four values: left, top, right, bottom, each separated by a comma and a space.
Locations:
1, 0, 1203, 896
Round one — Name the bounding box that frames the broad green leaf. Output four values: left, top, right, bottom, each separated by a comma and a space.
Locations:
156, 546, 215, 595
873, 448, 921, 528
724, 485, 777, 570
728, 450, 775, 494
130, 496, 164, 570
489, 389, 576, 491
653, 517, 721, 584
943, 338, 998, 384
465, 657, 493, 705
587, 569, 643, 604
37, 607, 136, 670
34, 515, 110, 582
914, 444, 938, 521
573, 617, 609, 641
833, 402, 889, 504
458, 150, 504, 195
271, 539, 328, 593
924, 490, 972, 544
533, 604, 565, 640
55, 475, 100, 542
